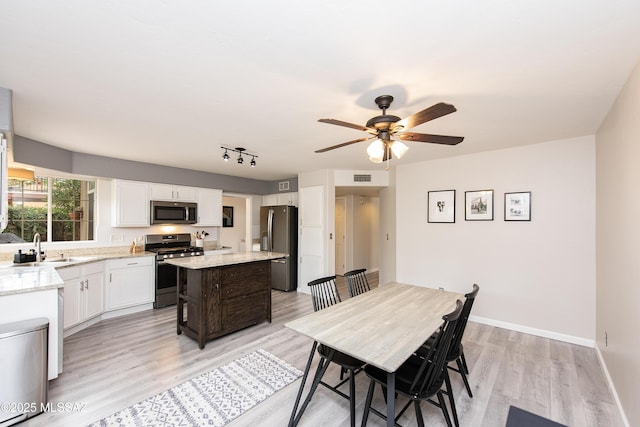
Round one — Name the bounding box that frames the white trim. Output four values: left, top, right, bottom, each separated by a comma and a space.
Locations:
595, 344, 631, 427
469, 315, 595, 348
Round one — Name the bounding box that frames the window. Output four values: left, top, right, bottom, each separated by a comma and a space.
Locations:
3, 175, 95, 243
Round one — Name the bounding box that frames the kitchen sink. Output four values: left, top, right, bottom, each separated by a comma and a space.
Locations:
44, 256, 99, 264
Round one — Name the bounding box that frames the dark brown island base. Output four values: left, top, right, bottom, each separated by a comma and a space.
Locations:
164, 252, 287, 349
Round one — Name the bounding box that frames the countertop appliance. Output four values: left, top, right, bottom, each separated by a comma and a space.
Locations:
145, 233, 204, 308
260, 205, 298, 291
150, 200, 197, 225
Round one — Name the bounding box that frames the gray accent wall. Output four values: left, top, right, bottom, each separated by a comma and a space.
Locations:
13, 135, 296, 194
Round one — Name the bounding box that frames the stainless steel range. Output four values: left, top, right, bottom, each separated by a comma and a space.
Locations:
145, 233, 204, 308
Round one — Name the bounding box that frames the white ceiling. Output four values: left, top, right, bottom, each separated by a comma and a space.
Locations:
1, 1, 639, 181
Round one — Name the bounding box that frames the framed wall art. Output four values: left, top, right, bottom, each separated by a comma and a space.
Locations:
504, 191, 531, 221
465, 190, 494, 221
222, 206, 234, 227
428, 190, 456, 223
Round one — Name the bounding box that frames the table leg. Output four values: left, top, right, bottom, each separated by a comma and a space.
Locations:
386, 371, 395, 427
289, 341, 335, 427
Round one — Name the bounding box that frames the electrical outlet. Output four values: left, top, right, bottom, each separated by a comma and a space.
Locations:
110, 234, 124, 242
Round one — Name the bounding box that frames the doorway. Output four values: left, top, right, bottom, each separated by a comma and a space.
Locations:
334, 190, 380, 275
220, 194, 252, 252
335, 197, 346, 275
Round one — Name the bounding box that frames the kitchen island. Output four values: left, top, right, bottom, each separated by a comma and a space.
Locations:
165, 251, 286, 349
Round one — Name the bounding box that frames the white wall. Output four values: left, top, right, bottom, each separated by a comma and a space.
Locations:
396, 136, 596, 343
595, 60, 640, 427
220, 196, 247, 251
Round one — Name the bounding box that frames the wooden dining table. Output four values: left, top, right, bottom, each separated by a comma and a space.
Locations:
286, 281, 463, 427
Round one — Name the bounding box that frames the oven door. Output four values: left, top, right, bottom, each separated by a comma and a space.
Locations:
155, 260, 178, 308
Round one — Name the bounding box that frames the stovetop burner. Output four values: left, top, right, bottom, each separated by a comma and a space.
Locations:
145, 233, 205, 259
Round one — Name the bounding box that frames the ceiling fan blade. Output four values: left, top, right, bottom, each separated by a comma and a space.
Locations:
396, 132, 464, 145
315, 136, 375, 153
393, 102, 457, 131
318, 118, 376, 133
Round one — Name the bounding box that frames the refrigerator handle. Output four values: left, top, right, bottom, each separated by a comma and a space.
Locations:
267, 208, 274, 251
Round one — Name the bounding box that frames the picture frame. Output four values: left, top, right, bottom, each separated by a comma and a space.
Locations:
465, 190, 494, 221
504, 192, 531, 221
428, 190, 456, 223
222, 206, 234, 227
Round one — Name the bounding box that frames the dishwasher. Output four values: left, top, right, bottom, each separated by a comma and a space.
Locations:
0, 318, 49, 426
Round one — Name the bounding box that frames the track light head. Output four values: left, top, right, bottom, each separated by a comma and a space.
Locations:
220, 146, 257, 167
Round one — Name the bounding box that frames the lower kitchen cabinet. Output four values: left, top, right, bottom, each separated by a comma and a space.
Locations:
105, 256, 155, 310
58, 262, 105, 329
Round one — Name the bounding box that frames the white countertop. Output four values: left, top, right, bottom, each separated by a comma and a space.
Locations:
164, 251, 286, 269
0, 266, 64, 296
0, 252, 156, 296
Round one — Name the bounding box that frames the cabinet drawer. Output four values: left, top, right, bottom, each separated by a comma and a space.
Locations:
221, 291, 268, 330
57, 266, 81, 281
83, 261, 104, 275
219, 262, 269, 299
108, 256, 154, 270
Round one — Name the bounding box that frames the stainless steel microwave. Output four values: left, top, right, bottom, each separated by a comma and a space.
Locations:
150, 201, 197, 224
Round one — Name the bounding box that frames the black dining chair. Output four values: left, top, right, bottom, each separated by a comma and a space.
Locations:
361, 299, 464, 427
307, 275, 365, 427
416, 284, 480, 427
344, 268, 371, 297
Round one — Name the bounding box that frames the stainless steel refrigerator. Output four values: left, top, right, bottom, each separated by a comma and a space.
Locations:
260, 205, 298, 291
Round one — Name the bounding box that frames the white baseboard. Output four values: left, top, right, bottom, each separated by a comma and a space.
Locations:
469, 315, 595, 348
595, 344, 631, 427
102, 303, 153, 320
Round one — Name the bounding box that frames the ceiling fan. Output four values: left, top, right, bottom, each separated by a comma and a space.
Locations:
315, 95, 464, 165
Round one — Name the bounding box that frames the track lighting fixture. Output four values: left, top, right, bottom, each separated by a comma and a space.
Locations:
220, 146, 258, 167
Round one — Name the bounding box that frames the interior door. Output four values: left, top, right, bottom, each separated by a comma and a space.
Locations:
335, 197, 346, 275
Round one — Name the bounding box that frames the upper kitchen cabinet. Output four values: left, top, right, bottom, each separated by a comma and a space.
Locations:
112, 180, 149, 227
196, 188, 223, 226
149, 184, 196, 202
263, 192, 298, 207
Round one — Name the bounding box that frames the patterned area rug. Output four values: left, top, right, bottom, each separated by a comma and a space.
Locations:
89, 349, 302, 427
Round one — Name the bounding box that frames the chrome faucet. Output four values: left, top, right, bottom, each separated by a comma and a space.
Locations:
33, 233, 42, 262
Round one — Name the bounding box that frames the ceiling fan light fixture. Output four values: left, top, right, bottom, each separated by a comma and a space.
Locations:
390, 140, 409, 159
367, 139, 385, 163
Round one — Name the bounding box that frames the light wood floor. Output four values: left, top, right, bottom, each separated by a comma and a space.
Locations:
25, 273, 623, 427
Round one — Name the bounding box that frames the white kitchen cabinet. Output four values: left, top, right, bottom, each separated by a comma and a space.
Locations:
277, 192, 298, 206
105, 256, 155, 311
59, 262, 105, 330
262, 194, 278, 206
112, 180, 149, 227
263, 192, 298, 207
149, 183, 196, 202
196, 188, 223, 226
